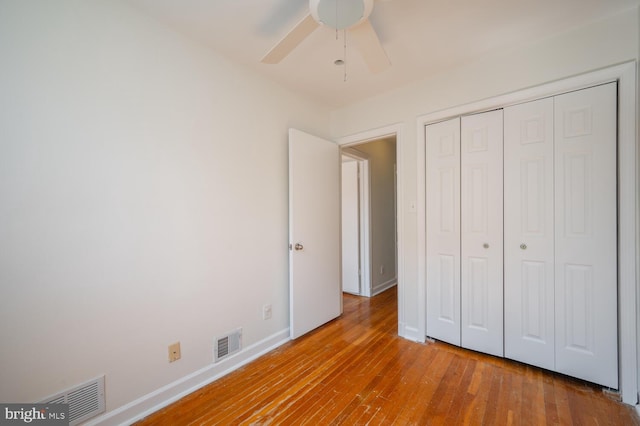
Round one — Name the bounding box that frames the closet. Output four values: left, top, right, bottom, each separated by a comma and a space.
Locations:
425, 83, 618, 389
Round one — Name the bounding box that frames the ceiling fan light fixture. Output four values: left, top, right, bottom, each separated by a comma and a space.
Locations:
310, 0, 374, 30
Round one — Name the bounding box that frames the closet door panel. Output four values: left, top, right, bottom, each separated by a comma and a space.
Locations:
504, 98, 555, 370
554, 83, 618, 388
461, 110, 504, 357
426, 118, 461, 345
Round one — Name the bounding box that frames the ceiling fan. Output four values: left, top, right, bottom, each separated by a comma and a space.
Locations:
261, 0, 391, 73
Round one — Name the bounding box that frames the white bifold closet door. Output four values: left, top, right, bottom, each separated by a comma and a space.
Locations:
426, 111, 504, 358
554, 83, 618, 388
460, 110, 504, 357
426, 117, 461, 346
504, 97, 556, 371
504, 83, 618, 388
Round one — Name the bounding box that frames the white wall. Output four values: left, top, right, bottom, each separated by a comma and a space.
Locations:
330, 8, 639, 341
0, 0, 330, 415
1, 0, 638, 419
350, 138, 397, 294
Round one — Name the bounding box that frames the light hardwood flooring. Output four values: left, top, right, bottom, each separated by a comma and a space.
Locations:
136, 287, 639, 425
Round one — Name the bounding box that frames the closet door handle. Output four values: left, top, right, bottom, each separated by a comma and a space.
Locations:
483, 243, 489, 249
520, 243, 527, 250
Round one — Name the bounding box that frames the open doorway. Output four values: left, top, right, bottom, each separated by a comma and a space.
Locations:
341, 136, 397, 297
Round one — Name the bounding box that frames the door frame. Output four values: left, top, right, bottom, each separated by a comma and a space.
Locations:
417, 61, 638, 405
341, 149, 371, 296
337, 123, 406, 334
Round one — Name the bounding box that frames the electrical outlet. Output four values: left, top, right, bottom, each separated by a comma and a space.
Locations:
263, 304, 272, 320
168, 342, 181, 362
380, 265, 385, 275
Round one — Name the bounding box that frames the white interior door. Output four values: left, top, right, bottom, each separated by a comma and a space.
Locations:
461, 110, 504, 357
554, 83, 618, 388
504, 98, 555, 370
426, 117, 461, 346
341, 158, 360, 295
289, 128, 342, 339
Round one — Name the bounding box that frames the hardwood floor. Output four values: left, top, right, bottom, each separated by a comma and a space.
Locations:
137, 287, 639, 425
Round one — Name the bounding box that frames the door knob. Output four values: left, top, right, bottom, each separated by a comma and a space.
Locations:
483, 243, 489, 249
520, 243, 527, 250
294, 243, 304, 251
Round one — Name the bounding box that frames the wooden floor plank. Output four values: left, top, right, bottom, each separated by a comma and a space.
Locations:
136, 287, 639, 425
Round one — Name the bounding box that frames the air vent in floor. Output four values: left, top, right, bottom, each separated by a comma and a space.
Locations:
215, 328, 242, 362
40, 375, 105, 425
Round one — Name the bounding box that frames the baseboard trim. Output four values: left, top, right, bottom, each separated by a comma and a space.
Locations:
371, 279, 397, 297
84, 328, 290, 426
399, 324, 424, 343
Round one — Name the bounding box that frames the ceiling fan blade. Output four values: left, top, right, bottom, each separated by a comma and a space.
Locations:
348, 19, 390, 73
261, 14, 320, 64
259, 0, 309, 36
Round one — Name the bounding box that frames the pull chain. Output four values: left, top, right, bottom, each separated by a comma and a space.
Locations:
335, 0, 339, 40
334, 0, 347, 82
343, 29, 347, 82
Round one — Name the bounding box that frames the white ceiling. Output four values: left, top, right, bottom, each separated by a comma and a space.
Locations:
126, 0, 639, 107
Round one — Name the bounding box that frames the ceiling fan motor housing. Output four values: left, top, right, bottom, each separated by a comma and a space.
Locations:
309, 0, 374, 30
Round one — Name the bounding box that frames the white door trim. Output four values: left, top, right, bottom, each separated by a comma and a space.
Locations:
337, 123, 414, 339
417, 61, 637, 404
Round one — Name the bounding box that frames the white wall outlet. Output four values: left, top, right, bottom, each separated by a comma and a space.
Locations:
168, 342, 181, 362
380, 265, 385, 275
263, 304, 272, 320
